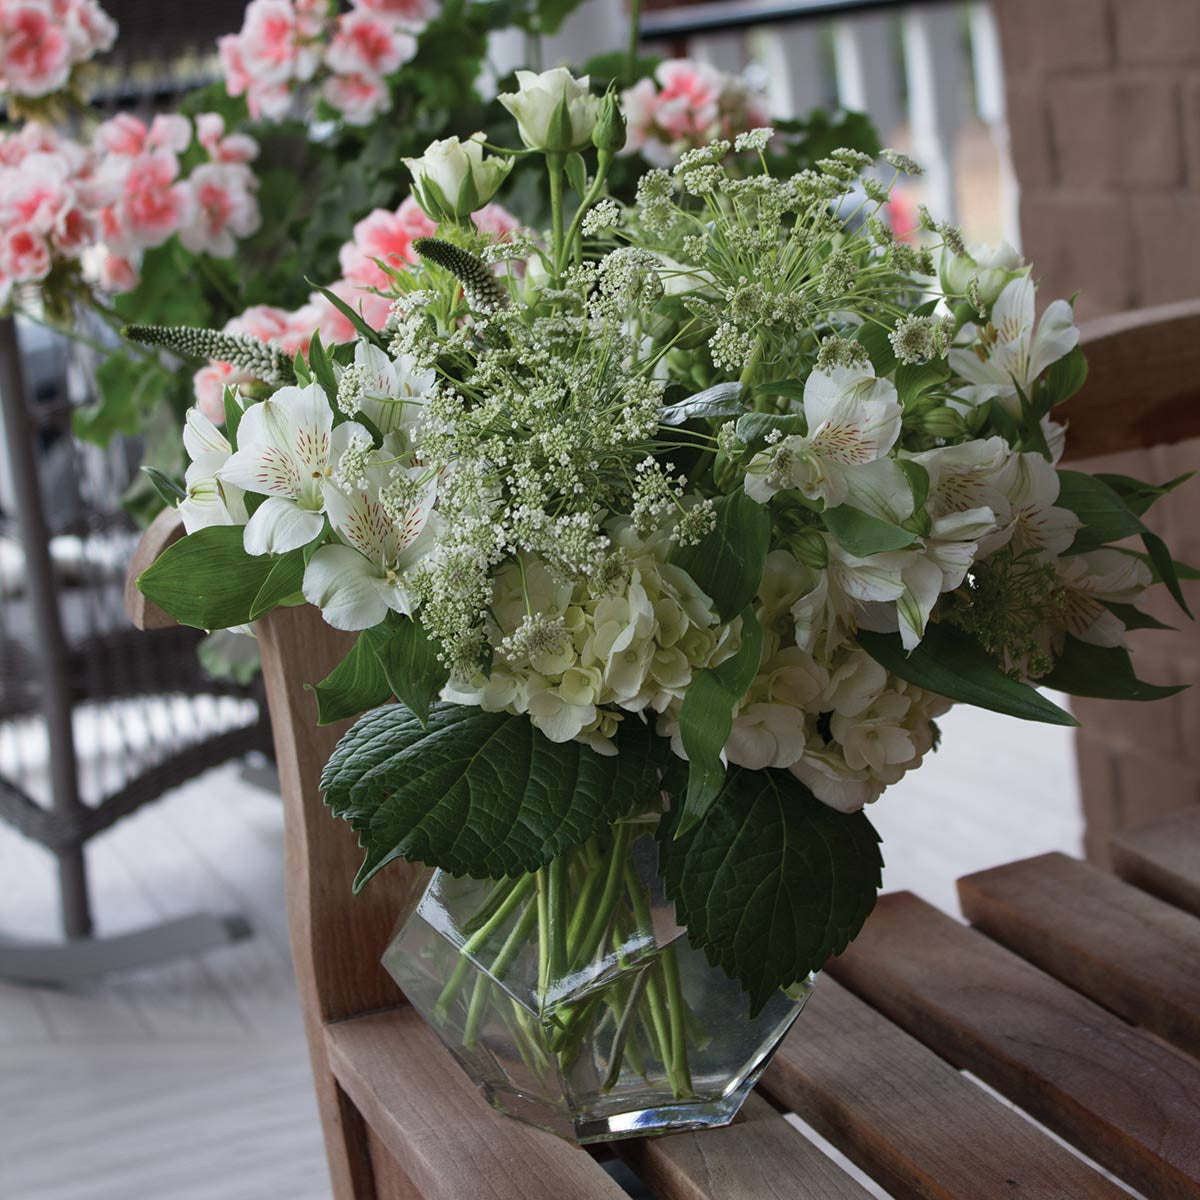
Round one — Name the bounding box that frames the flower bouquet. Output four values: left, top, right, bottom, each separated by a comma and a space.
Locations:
131, 70, 1189, 1142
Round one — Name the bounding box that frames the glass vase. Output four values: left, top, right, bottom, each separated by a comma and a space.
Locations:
382, 809, 815, 1143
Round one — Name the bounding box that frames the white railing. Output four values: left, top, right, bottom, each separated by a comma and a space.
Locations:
509, 0, 1018, 248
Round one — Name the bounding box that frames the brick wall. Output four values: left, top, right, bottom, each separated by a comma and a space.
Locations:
993, 0, 1200, 862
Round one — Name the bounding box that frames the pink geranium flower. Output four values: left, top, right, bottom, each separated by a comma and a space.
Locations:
1, 3, 72, 97
193, 360, 254, 424
178, 162, 261, 257
0, 151, 72, 234
338, 197, 432, 289
351, 0, 436, 30
0, 225, 51, 281
241, 0, 318, 85
95, 250, 138, 292
118, 150, 195, 248
325, 10, 415, 77
217, 33, 251, 97
195, 113, 259, 164
321, 71, 389, 125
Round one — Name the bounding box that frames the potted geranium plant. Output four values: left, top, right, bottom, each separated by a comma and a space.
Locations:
128, 70, 1190, 1142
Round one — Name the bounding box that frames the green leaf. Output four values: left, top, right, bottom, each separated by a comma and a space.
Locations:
309, 633, 393, 726
1038, 344, 1088, 409
141, 466, 185, 505
658, 768, 882, 1014
321, 705, 662, 886
249, 548, 307, 621
137, 525, 274, 631
659, 382, 745, 426
1041, 636, 1185, 701
308, 331, 338, 402
1057, 470, 1190, 616
894, 362, 947, 408
755, 379, 806, 403
366, 618, 449, 727
223, 388, 244, 449
854, 320, 897, 376
1093, 471, 1192, 518
823, 504, 918, 556
307, 280, 387, 348
670, 490, 771, 622
734, 411, 805, 454
677, 607, 763, 834
564, 151, 587, 196
857, 625, 1078, 726
898, 459, 930, 513
1102, 601, 1173, 632
293, 351, 312, 386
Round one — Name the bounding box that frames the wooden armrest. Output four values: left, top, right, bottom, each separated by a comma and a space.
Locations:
124, 507, 185, 630
1059, 299, 1200, 461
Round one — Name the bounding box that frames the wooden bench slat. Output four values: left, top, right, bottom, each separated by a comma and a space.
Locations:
617, 1092, 874, 1200
958, 852, 1200, 1057
759, 976, 1128, 1200
829, 892, 1200, 1200
325, 1008, 626, 1200
1111, 807, 1200, 919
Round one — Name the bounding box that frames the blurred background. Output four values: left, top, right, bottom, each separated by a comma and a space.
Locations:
3, 1, 1196, 1196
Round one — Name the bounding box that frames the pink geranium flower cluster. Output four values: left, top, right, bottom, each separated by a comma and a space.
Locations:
621, 59, 769, 168
0, 112, 261, 304
218, 0, 435, 126
0, 0, 116, 100
193, 195, 520, 420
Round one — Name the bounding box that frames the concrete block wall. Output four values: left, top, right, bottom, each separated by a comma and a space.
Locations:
993, 0, 1200, 862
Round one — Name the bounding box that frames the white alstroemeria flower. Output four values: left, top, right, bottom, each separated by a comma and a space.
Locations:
302, 466, 439, 631
745, 364, 902, 508
949, 274, 1078, 413
1055, 549, 1152, 647
342, 342, 434, 441
499, 68, 601, 153
1003, 452, 1081, 560
402, 133, 514, 221
940, 240, 1023, 308
178, 408, 247, 533
219, 383, 366, 555
911, 436, 1014, 522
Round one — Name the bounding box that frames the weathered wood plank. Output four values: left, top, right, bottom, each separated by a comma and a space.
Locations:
1059, 300, 1200, 461
325, 1007, 626, 1200
617, 1092, 874, 1200
959, 852, 1200, 1057
830, 892, 1200, 1200
759, 975, 1127, 1200
1111, 807, 1200, 919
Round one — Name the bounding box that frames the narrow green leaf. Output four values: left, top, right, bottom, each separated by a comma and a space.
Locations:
823, 504, 918, 556
1038, 344, 1088, 409
898, 459, 930, 512
1041, 636, 1185, 701
670, 490, 771, 622
1092, 471, 1192, 517
659, 382, 745, 426
292, 351, 312, 386
564, 151, 587, 196
856, 625, 1078, 726
307, 331, 338, 403
223, 387, 243, 448
309, 633, 393, 726
321, 706, 662, 885
658, 769, 882, 1014
734, 411, 805, 455
141, 466, 186, 504
366, 618, 449, 727
677, 607, 763, 835
853, 319, 897, 376
137, 525, 274, 630
894, 362, 947, 408
1101, 601, 1173, 632
755, 379, 806, 403
306, 279, 387, 348
249, 548, 307, 621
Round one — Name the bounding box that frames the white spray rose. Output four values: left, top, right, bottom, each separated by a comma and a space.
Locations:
499, 68, 601, 154
402, 133, 514, 222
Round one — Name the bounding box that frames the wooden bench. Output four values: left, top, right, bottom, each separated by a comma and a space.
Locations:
124, 299, 1200, 1199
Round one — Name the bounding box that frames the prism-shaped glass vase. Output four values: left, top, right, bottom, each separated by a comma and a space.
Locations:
382, 812, 814, 1143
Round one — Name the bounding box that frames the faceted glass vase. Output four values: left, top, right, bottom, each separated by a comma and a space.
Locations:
382, 811, 815, 1143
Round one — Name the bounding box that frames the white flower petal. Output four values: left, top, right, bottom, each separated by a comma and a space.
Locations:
243, 497, 324, 556
302, 544, 389, 631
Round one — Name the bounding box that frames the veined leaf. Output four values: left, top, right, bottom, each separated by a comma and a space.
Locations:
1093, 471, 1192, 518
659, 382, 745, 426
322, 705, 662, 886
857, 625, 1078, 726
138, 525, 274, 631
1041, 636, 1185, 701
249, 547, 307, 621
307, 331, 338, 403
658, 768, 882, 1015
853, 320, 897, 376
366, 618, 449, 727
142, 466, 185, 505
309, 632, 392, 726
1038, 344, 1088, 409
823, 504, 918, 556
755, 379, 806, 403
895, 362, 947, 408
676, 607, 763, 835
671, 490, 771, 622
734, 411, 805, 455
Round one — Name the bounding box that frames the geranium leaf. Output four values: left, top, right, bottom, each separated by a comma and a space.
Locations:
857, 625, 1078, 726
670, 489, 771, 621
322, 705, 662, 887
309, 633, 392, 726
658, 768, 882, 1015
1041, 636, 1185, 701
137, 525, 274, 630
659, 382, 745, 426
676, 607, 762, 836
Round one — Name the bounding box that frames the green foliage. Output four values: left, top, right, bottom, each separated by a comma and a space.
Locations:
676, 607, 763, 834
366, 618, 449, 726
321, 705, 663, 886
73, 353, 169, 445
1042, 636, 1185, 701
658, 382, 745, 426
658, 768, 882, 1014
823, 504, 918, 556
249, 548, 308, 620
857, 625, 1078, 726
1037, 344, 1088, 409
137, 526, 276, 630
670, 490, 771, 622
311, 634, 394, 726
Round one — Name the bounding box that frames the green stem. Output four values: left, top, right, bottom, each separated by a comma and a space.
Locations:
603, 967, 649, 1092
571, 821, 633, 973
536, 869, 551, 1001
463, 898, 539, 1048
547, 854, 569, 986
661, 948, 694, 1098
626, 0, 643, 81
434, 873, 534, 1018
547, 153, 566, 283
561, 151, 614, 266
